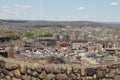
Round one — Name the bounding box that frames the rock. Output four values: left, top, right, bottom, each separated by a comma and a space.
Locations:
0, 59, 5, 68
46, 73, 55, 80
25, 76, 31, 80
0, 68, 1, 73
31, 63, 39, 71
45, 65, 53, 74
53, 66, 61, 74
22, 75, 31, 80
2, 69, 9, 75
1, 73, 5, 78
22, 75, 27, 80
69, 73, 76, 79
109, 69, 115, 77
67, 78, 73, 80
20, 64, 26, 74
55, 73, 68, 80
105, 68, 110, 73
67, 67, 72, 75
13, 70, 21, 79
35, 65, 43, 73
99, 67, 110, 73
12, 78, 21, 80
5, 76, 11, 80
36, 78, 40, 80
31, 71, 38, 77
39, 71, 46, 79
114, 75, 120, 80
107, 64, 118, 69
86, 76, 93, 80
8, 72, 13, 77
81, 77, 86, 80
5, 62, 19, 71
81, 67, 85, 76
27, 67, 31, 75
102, 78, 107, 80
105, 73, 109, 77
97, 71, 105, 78
72, 66, 80, 73
26, 64, 31, 75
61, 66, 67, 73
31, 77, 37, 80
93, 74, 97, 79
86, 68, 97, 76
76, 74, 81, 79
116, 68, 120, 74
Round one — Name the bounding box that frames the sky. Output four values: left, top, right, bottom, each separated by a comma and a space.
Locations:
0, 0, 120, 22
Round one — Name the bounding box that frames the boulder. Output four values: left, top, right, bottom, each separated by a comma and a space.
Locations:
20, 64, 26, 74
2, 69, 9, 75
97, 71, 105, 78
22, 75, 31, 80
86, 68, 97, 76
5, 62, 19, 71
66, 67, 72, 75
8, 72, 13, 77
72, 66, 80, 73
39, 71, 46, 79
35, 65, 43, 73
114, 75, 120, 80
31, 71, 38, 77
27, 67, 31, 75
61, 65, 67, 73
13, 70, 21, 79
0, 59, 5, 68
45, 65, 53, 74
53, 66, 61, 74
46, 73, 55, 80
5, 76, 11, 80
55, 73, 68, 80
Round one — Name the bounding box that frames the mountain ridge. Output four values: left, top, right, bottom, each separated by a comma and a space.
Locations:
0, 19, 120, 27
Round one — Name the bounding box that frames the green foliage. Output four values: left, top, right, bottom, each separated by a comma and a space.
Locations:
8, 35, 20, 40
25, 32, 34, 37
38, 33, 53, 37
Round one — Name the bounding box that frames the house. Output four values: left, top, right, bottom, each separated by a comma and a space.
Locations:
56, 41, 70, 47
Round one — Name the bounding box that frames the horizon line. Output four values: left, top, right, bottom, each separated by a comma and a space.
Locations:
1, 19, 120, 23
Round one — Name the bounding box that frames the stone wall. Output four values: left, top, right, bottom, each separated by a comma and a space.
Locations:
0, 57, 120, 80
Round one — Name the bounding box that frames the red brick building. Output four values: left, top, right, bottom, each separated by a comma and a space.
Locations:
56, 41, 70, 47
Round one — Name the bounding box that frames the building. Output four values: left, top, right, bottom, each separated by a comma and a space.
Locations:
70, 32, 77, 40
53, 34, 60, 41
56, 41, 70, 47
62, 35, 70, 41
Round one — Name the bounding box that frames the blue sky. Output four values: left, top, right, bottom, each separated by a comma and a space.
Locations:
0, 0, 120, 22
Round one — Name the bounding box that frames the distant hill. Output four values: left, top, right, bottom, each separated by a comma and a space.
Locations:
0, 19, 120, 28
4, 19, 29, 23
103, 22, 120, 26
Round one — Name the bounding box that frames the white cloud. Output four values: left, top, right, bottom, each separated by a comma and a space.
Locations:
77, 6, 85, 11
15, 4, 32, 9
2, 6, 10, 9
1, 6, 11, 13
111, 2, 120, 6
0, 4, 32, 15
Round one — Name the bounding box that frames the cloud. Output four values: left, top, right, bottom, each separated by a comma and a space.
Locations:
77, 6, 85, 11
1, 6, 10, 9
15, 4, 32, 9
111, 2, 120, 6
1, 6, 11, 13
1, 4, 32, 15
